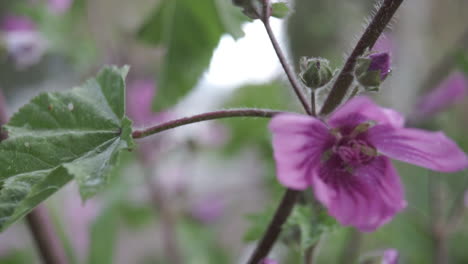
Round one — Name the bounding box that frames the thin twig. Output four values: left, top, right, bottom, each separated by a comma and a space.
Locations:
261, 13, 311, 114
26, 206, 69, 264
144, 169, 183, 264
247, 189, 300, 264
320, 0, 404, 115
132, 109, 281, 139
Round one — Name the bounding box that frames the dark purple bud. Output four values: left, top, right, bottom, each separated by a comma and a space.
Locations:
368, 52, 391, 80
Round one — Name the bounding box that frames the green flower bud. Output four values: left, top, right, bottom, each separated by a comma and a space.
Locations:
299, 57, 333, 89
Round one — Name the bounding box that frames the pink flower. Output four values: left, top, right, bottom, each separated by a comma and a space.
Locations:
415, 71, 468, 119
48, 0, 74, 14
269, 97, 468, 231
0, 15, 47, 69
381, 249, 399, 264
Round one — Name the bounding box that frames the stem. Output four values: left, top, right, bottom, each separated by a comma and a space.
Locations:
429, 174, 449, 264
247, 189, 300, 264
26, 205, 69, 264
261, 14, 312, 115
132, 109, 280, 139
319, 0, 404, 115
144, 169, 183, 264
310, 91, 316, 116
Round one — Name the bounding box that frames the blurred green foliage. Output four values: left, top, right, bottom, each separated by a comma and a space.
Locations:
138, 0, 247, 111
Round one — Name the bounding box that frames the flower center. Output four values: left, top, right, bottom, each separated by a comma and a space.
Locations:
334, 138, 377, 167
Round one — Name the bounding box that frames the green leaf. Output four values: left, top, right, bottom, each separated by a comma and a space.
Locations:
222, 81, 293, 153
138, 0, 247, 111
285, 205, 338, 254
0, 66, 134, 231
271, 2, 290, 18
456, 51, 468, 74
87, 203, 120, 264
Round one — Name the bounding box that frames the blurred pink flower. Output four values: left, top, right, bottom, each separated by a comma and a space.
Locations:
269, 96, 468, 231
126, 79, 171, 163
0, 15, 47, 69
261, 259, 278, 264
381, 249, 399, 264
48, 0, 74, 14
415, 71, 468, 119
190, 195, 225, 223
126, 79, 168, 127
0, 15, 36, 32
63, 184, 100, 260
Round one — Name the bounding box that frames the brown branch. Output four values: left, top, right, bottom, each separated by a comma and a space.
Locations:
26, 206, 69, 264
320, 0, 405, 115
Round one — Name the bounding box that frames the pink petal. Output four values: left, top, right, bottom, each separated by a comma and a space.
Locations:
328, 96, 404, 129
414, 71, 468, 119
312, 157, 406, 231
269, 113, 335, 190
367, 125, 468, 172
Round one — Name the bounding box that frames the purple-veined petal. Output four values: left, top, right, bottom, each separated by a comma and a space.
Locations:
269, 113, 335, 190
312, 156, 406, 231
367, 125, 468, 172
328, 97, 404, 129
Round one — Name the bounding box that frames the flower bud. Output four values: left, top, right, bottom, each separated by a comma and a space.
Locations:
355, 52, 391, 89
299, 57, 333, 89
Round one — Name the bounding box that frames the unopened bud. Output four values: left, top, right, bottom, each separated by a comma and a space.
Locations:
355, 52, 391, 89
299, 57, 333, 89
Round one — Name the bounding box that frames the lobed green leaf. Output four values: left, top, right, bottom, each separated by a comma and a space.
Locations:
0, 66, 134, 231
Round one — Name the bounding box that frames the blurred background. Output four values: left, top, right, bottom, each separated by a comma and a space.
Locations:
0, 0, 467, 263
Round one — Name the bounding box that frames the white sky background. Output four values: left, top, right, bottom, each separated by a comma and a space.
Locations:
201, 18, 285, 90
178, 18, 285, 114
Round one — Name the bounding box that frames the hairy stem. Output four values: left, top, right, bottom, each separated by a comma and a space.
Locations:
247, 189, 300, 264
261, 13, 312, 114
132, 109, 280, 139
320, 0, 404, 115
27, 206, 69, 264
